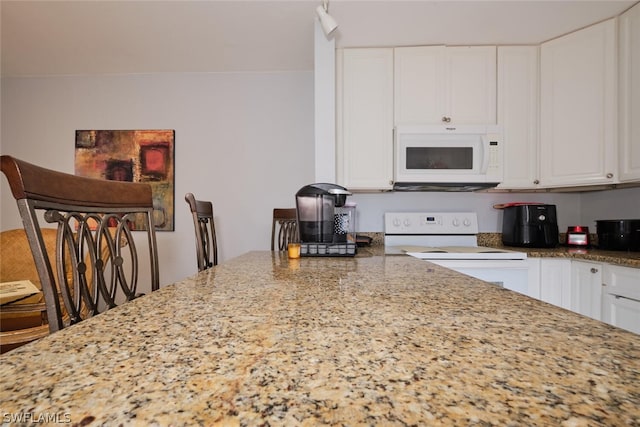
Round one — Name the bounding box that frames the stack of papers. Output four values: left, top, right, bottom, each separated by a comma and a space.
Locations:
0, 280, 41, 305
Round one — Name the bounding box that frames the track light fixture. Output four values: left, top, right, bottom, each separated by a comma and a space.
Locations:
316, 0, 338, 37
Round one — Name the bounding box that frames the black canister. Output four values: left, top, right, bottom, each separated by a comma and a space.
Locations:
596, 219, 640, 251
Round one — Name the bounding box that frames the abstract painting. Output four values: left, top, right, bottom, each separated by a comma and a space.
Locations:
75, 129, 175, 231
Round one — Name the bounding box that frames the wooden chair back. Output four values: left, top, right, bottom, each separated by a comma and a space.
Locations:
271, 208, 299, 251
185, 193, 218, 271
0, 155, 160, 334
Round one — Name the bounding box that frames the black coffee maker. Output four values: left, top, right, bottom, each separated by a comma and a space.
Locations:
295, 183, 356, 256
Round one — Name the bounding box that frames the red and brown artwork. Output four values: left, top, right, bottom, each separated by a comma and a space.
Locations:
75, 129, 175, 231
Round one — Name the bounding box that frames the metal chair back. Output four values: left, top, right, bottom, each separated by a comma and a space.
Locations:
1, 155, 160, 333
185, 193, 218, 271
271, 208, 299, 251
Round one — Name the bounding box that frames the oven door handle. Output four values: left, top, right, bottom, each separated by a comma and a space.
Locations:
611, 294, 640, 304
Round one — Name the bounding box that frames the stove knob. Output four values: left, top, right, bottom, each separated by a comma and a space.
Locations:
403, 218, 411, 227
463, 218, 471, 227
393, 218, 401, 227
452, 218, 460, 227
538, 214, 546, 221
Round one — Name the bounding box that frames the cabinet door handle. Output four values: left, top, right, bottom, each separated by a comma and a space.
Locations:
590, 268, 598, 273
442, 116, 451, 123
533, 179, 540, 185
606, 173, 613, 179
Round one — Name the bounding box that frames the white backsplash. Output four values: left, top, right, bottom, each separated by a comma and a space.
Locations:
581, 186, 640, 224
352, 186, 640, 233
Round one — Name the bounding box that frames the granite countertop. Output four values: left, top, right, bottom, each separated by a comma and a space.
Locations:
361, 232, 640, 268
476, 232, 640, 268
1, 251, 639, 426
507, 245, 640, 267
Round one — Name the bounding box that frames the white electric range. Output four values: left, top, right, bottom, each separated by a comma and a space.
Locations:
384, 212, 529, 294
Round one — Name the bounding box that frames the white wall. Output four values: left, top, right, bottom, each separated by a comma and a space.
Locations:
580, 186, 640, 227
314, 20, 336, 183
1, 72, 315, 288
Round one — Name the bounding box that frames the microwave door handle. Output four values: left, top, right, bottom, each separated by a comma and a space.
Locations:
480, 135, 490, 173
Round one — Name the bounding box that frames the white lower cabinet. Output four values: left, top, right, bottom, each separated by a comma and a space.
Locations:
529, 258, 640, 334
539, 259, 572, 310
527, 258, 571, 308
526, 258, 541, 299
602, 264, 640, 334
570, 261, 603, 321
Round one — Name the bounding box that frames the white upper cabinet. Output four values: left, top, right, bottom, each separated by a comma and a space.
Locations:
540, 18, 617, 187
394, 46, 497, 125
336, 14, 637, 191
336, 48, 394, 190
619, 3, 640, 182
497, 46, 540, 189
394, 46, 445, 125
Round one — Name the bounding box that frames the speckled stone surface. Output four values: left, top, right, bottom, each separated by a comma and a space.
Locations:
511, 245, 640, 268
1, 251, 639, 426
371, 232, 640, 268
476, 233, 640, 268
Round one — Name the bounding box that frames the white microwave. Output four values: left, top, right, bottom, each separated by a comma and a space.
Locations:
394, 125, 503, 189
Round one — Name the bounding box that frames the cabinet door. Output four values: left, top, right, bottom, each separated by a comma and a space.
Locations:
571, 261, 603, 321
539, 259, 572, 309
445, 46, 497, 125
619, 3, 640, 182
540, 19, 617, 187
497, 46, 540, 189
602, 295, 640, 334
602, 264, 640, 334
394, 46, 446, 125
527, 258, 541, 299
394, 46, 496, 125
337, 48, 394, 190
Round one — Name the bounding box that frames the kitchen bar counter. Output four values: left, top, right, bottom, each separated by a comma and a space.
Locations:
480, 232, 640, 268
505, 245, 640, 268
363, 232, 640, 267
478, 233, 640, 268
1, 251, 639, 426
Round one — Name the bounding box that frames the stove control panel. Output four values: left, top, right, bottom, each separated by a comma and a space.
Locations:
384, 212, 479, 235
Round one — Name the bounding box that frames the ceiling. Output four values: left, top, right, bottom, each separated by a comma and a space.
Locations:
1, 0, 637, 76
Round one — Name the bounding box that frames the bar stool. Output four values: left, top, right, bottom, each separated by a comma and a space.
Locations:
185, 193, 218, 271
271, 208, 298, 251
